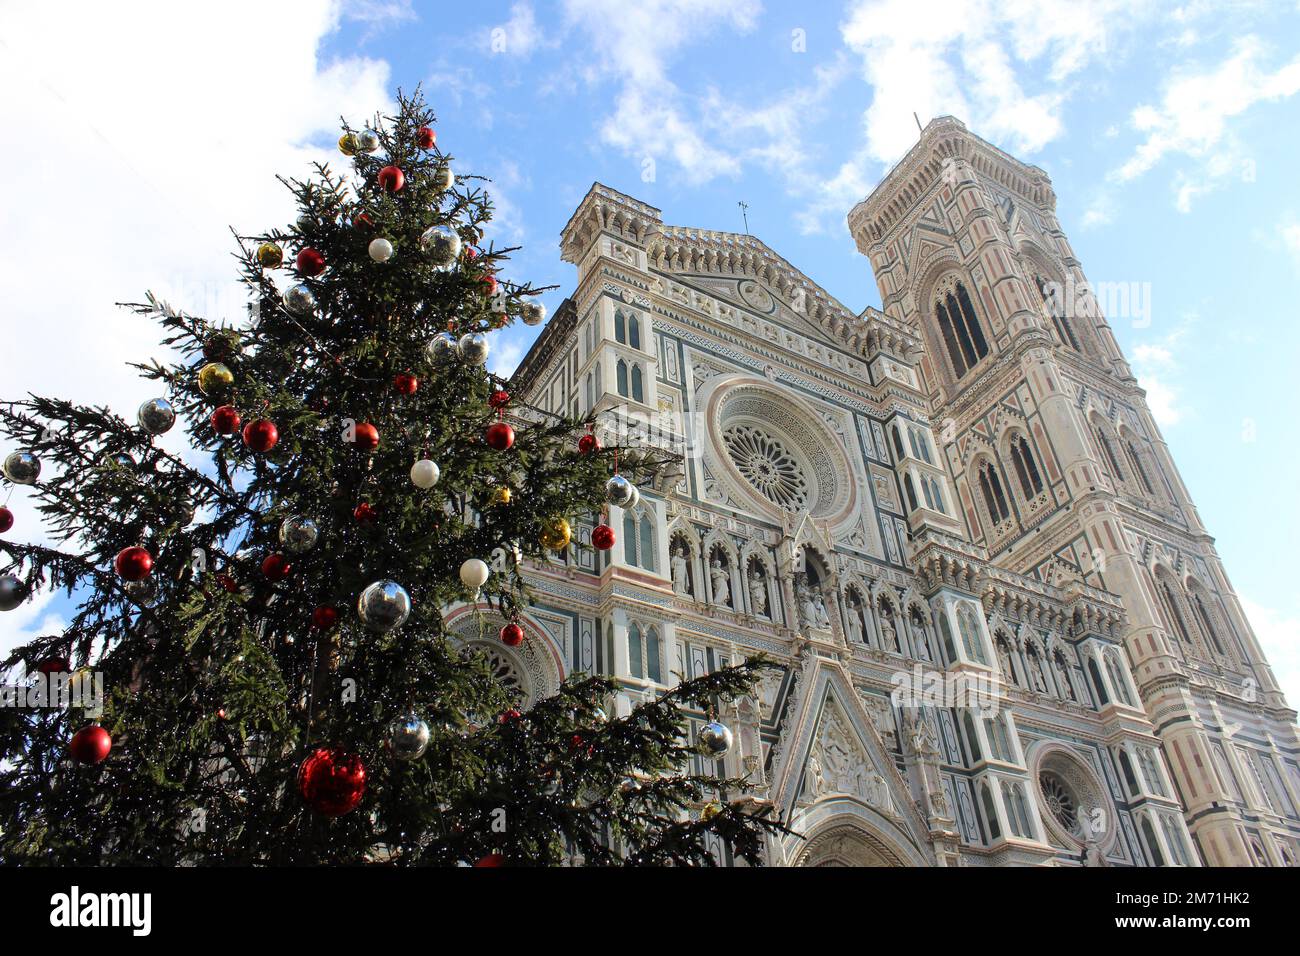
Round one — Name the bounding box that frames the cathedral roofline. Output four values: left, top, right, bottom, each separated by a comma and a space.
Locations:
847, 115, 1057, 251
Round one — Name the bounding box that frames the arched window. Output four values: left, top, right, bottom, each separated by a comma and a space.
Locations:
616, 359, 629, 398
623, 510, 638, 566
584, 372, 594, 412
903, 474, 919, 512
909, 427, 933, 464
978, 461, 1011, 523
628, 314, 641, 350
891, 425, 906, 461
630, 364, 644, 403
614, 310, 627, 345
935, 279, 989, 379
1190, 589, 1226, 657
1009, 435, 1044, 498
627, 623, 643, 679
957, 605, 987, 664
980, 783, 1001, 842
1036, 275, 1080, 351
1157, 579, 1193, 647
1088, 657, 1109, 706
962, 712, 982, 763
920, 475, 936, 511
988, 714, 1013, 763
1123, 439, 1154, 495
1139, 816, 1166, 866
638, 514, 655, 572
1106, 650, 1135, 707
1094, 425, 1125, 483
1118, 749, 1140, 795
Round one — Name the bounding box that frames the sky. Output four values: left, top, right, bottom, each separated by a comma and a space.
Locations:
0, 0, 1298, 705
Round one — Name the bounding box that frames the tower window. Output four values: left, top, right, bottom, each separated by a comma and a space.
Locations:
978, 461, 1011, 523
1124, 440, 1155, 495
1094, 426, 1125, 482
616, 359, 629, 398
1191, 590, 1227, 657
628, 313, 641, 350
1037, 275, 1080, 350
1009, 435, 1044, 498
615, 310, 627, 345
934, 280, 989, 379
903, 474, 919, 512
630, 364, 644, 403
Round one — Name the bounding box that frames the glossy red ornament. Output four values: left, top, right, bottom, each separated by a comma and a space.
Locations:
377, 165, 405, 192
261, 553, 293, 581
488, 389, 510, 410
243, 419, 279, 452
578, 433, 600, 455
353, 502, 378, 524
392, 373, 418, 395
498, 708, 522, 724
353, 212, 375, 231
211, 405, 241, 435
311, 605, 339, 629
0, 506, 12, 534
70, 725, 112, 765
217, 572, 240, 594
36, 656, 70, 675
474, 853, 506, 867
485, 421, 514, 451
114, 546, 154, 581
480, 274, 498, 296
416, 126, 436, 149
352, 422, 380, 451
298, 747, 366, 817
500, 622, 524, 647
591, 524, 615, 551
296, 247, 326, 276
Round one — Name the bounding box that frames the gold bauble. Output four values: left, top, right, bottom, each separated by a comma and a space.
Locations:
700, 800, 723, 822
255, 242, 283, 268
539, 517, 571, 552
197, 362, 235, 396
338, 133, 359, 156
490, 486, 512, 506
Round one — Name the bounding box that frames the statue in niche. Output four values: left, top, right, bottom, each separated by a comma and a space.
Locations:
1053, 652, 1076, 702
879, 604, 900, 653
803, 750, 825, 801
844, 590, 866, 644
670, 542, 693, 597
747, 563, 768, 617
709, 552, 731, 608
996, 638, 1016, 682
796, 575, 830, 631
1027, 647, 1048, 694
909, 612, 932, 662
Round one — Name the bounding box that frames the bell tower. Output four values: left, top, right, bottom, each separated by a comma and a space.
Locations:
848, 117, 1300, 866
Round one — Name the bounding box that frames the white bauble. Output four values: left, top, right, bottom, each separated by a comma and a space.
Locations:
410, 459, 441, 489
459, 558, 489, 591
368, 237, 394, 262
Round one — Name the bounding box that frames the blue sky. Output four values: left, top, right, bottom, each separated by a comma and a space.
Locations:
2, 1, 1299, 702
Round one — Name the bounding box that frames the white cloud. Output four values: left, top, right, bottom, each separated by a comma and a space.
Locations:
482, 2, 550, 58
1112, 36, 1300, 208
1131, 324, 1191, 427
1278, 218, 1300, 269
1240, 596, 1300, 716
0, 586, 67, 670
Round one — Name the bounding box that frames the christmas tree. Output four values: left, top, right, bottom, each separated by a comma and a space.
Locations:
0, 90, 782, 866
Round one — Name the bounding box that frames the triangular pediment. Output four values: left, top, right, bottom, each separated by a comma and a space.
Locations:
672, 273, 842, 348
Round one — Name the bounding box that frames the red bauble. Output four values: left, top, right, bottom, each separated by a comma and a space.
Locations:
352, 422, 380, 451
353, 502, 378, 524
211, 405, 241, 435
592, 524, 616, 551
353, 212, 375, 232
498, 708, 522, 724
114, 546, 154, 581
36, 656, 70, 675
311, 605, 339, 629
392, 373, 419, 395
416, 126, 436, 149
377, 165, 405, 192
0, 506, 12, 534
578, 433, 601, 455
298, 747, 366, 817
500, 622, 525, 647
296, 247, 326, 276
485, 421, 515, 451
261, 553, 293, 581
480, 274, 498, 296
69, 725, 112, 765
488, 389, 511, 410
474, 854, 506, 867
243, 419, 279, 452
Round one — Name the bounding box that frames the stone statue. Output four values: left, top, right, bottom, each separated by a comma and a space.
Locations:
670, 545, 692, 597
747, 565, 768, 617
996, 639, 1015, 682
1053, 653, 1076, 701
811, 586, 831, 629
1027, 649, 1048, 694
803, 750, 825, 801
844, 594, 864, 644
796, 576, 826, 631
880, 609, 899, 653
709, 554, 731, 607
910, 616, 932, 661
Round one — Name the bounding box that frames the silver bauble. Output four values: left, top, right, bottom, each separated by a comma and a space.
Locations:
521, 301, 547, 326
278, 515, 319, 554
368, 237, 394, 262
3, 451, 41, 485
419, 224, 461, 268
457, 333, 489, 366
389, 714, 431, 761
283, 283, 317, 316
605, 475, 635, 508
357, 129, 381, 153
626, 482, 641, 510
0, 575, 27, 612
410, 459, 441, 489
137, 397, 176, 435
432, 166, 455, 191
698, 720, 734, 757
357, 579, 411, 633
426, 332, 458, 364
124, 576, 159, 606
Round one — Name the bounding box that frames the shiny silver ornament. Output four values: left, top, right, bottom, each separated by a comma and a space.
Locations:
357, 579, 411, 633
426, 332, 458, 364
457, 332, 489, 366
432, 165, 455, 191
357, 129, 381, 153
521, 301, 547, 326
137, 397, 176, 435
605, 475, 635, 508
0, 575, 26, 612
3, 451, 41, 485
124, 576, 159, 606
283, 283, 317, 316
698, 720, 733, 757
626, 481, 641, 510
389, 714, 431, 761
278, 515, 319, 554
419, 225, 461, 268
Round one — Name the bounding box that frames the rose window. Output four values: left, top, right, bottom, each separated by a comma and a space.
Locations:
723, 423, 809, 510
1039, 770, 1079, 834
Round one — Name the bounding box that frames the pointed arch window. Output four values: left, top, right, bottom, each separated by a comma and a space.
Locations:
627, 623, 643, 680
934, 280, 989, 379
630, 363, 644, 403
891, 425, 906, 461
927, 476, 947, 514
1139, 816, 1166, 866
1009, 435, 1044, 498
584, 373, 594, 413
938, 612, 959, 664
614, 310, 627, 345
616, 359, 629, 398
909, 426, 933, 464
957, 605, 987, 664
978, 461, 1011, 523
628, 313, 641, 350
1088, 657, 1109, 707
638, 514, 655, 572
1094, 426, 1125, 482
903, 474, 919, 512
1036, 275, 1080, 351
644, 626, 661, 683
1157, 580, 1192, 647
1124, 439, 1155, 495
1191, 590, 1226, 657
980, 783, 1001, 842
623, 510, 638, 566
962, 712, 983, 764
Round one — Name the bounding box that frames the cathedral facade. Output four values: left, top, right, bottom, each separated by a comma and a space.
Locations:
493, 118, 1300, 866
